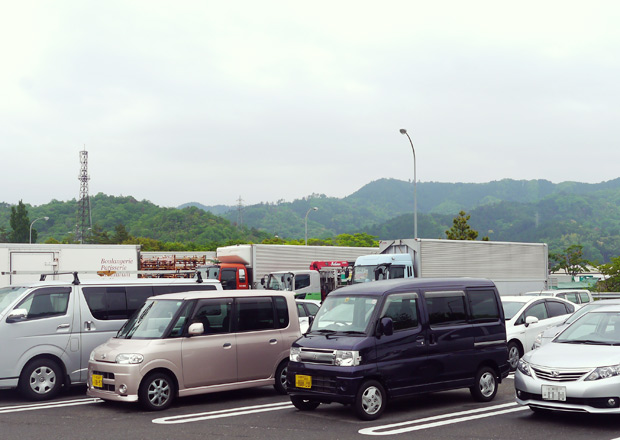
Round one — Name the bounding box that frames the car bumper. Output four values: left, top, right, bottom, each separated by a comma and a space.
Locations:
515, 371, 620, 413
86, 361, 141, 403
287, 362, 374, 405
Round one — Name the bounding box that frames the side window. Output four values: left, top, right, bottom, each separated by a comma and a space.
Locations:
524, 302, 548, 320
381, 292, 418, 331
305, 303, 319, 316
220, 269, 237, 290
169, 300, 195, 338
190, 298, 232, 334
237, 297, 276, 331
239, 268, 246, 283
564, 293, 579, 304
125, 286, 154, 317
152, 284, 217, 295
83, 287, 127, 320
467, 289, 500, 322
16, 287, 71, 320
579, 292, 591, 303
425, 291, 467, 326
274, 296, 290, 328
297, 303, 308, 317
295, 275, 311, 290
546, 300, 571, 317
388, 266, 405, 279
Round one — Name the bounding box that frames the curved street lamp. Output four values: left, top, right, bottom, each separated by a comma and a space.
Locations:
400, 128, 417, 238
29, 216, 49, 244
305, 207, 318, 246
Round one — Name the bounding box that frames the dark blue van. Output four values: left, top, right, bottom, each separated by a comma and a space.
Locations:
286, 278, 509, 420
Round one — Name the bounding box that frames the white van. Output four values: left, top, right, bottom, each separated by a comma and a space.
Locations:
0, 274, 221, 400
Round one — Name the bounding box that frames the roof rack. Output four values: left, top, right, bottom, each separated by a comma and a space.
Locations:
1, 269, 205, 285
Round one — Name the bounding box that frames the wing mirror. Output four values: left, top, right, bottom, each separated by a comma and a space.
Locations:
188, 322, 204, 336
379, 317, 394, 337
525, 316, 539, 327
6, 308, 28, 323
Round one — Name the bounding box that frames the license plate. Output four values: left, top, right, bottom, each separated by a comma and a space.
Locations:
295, 374, 312, 389
542, 384, 566, 401
92, 374, 103, 388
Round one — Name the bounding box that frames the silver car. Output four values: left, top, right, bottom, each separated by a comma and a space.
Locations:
515, 304, 620, 414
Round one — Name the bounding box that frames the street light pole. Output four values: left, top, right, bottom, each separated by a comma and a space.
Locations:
29, 216, 49, 244
304, 207, 318, 246
400, 129, 417, 239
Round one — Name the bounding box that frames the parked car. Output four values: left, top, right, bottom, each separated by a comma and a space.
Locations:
502, 296, 576, 370
533, 299, 620, 349
0, 275, 221, 401
87, 289, 300, 410
516, 304, 620, 414
287, 278, 510, 420
522, 289, 593, 305
296, 299, 321, 333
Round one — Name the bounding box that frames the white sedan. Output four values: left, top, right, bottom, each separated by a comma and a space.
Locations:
502, 296, 577, 370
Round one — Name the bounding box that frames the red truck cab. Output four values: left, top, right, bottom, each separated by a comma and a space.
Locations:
197, 263, 250, 290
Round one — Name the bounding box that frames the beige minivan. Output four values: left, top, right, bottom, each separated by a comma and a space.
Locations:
87, 289, 300, 410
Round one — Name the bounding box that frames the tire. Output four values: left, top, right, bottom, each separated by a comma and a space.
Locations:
273, 360, 289, 395
470, 366, 498, 402
19, 358, 63, 401
354, 380, 386, 421
507, 341, 522, 371
138, 372, 176, 411
290, 395, 320, 411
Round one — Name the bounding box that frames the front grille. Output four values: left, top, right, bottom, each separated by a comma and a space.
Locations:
299, 348, 336, 365
93, 370, 116, 392
292, 375, 337, 393
94, 371, 115, 380
532, 366, 588, 382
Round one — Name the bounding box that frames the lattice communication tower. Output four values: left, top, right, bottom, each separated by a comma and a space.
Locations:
77, 148, 92, 243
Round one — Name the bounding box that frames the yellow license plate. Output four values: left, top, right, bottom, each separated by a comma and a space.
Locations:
295, 374, 312, 389
92, 374, 103, 388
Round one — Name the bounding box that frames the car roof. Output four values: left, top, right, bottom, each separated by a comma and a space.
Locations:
151, 289, 295, 301
501, 295, 566, 304
329, 277, 497, 298
9, 277, 221, 289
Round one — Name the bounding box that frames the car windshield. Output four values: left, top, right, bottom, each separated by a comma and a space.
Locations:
502, 301, 526, 320
116, 299, 185, 339
563, 302, 609, 325
0, 286, 30, 316
310, 295, 378, 334
351, 266, 376, 284
555, 311, 620, 345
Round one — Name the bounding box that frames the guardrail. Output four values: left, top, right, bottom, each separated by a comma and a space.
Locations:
593, 292, 620, 300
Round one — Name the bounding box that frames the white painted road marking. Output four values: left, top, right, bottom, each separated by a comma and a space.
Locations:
359, 402, 529, 436
152, 401, 294, 424
0, 398, 102, 414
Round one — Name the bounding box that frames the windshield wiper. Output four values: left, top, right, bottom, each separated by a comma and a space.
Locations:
558, 339, 611, 345
337, 330, 366, 335
314, 329, 337, 334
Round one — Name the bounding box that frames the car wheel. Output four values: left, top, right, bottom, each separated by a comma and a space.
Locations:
354, 380, 386, 421
139, 372, 175, 411
470, 366, 498, 402
290, 396, 320, 411
19, 358, 63, 401
273, 360, 289, 395
507, 341, 522, 371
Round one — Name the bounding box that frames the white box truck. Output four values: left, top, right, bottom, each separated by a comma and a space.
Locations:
0, 244, 141, 287
352, 238, 549, 296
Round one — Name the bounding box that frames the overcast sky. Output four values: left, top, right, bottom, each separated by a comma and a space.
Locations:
2, 1, 620, 208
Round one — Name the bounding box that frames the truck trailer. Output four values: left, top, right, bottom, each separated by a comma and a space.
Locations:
0, 243, 141, 287
352, 238, 549, 296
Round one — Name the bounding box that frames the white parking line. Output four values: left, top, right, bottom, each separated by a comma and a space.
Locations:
359, 402, 528, 436
152, 401, 294, 424
0, 398, 102, 414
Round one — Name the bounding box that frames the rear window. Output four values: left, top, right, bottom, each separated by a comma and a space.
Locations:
425, 291, 467, 326
467, 289, 500, 322
237, 297, 276, 331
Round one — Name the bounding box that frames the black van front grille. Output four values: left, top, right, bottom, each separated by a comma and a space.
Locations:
299, 348, 336, 365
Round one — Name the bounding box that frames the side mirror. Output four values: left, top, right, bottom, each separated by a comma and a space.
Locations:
260, 277, 265, 286
525, 316, 539, 327
188, 322, 204, 336
379, 317, 394, 337
6, 308, 28, 323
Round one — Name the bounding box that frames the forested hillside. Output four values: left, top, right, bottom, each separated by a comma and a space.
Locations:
2, 178, 620, 262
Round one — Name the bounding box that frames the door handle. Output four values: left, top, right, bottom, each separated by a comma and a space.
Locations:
57, 324, 70, 330
415, 336, 425, 346
84, 321, 93, 331
223, 342, 232, 349
269, 339, 278, 344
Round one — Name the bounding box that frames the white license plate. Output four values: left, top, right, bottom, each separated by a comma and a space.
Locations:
542, 384, 566, 401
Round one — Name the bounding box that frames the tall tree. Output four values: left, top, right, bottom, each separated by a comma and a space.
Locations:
9, 200, 31, 243
550, 244, 592, 276
445, 211, 479, 240
598, 255, 620, 292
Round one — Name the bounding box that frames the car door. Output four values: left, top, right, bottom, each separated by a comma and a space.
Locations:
518, 300, 558, 350
375, 291, 429, 396
181, 298, 237, 388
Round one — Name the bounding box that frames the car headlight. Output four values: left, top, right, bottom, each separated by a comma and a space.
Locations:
585, 364, 620, 381
517, 359, 532, 377
89, 350, 95, 362
290, 347, 301, 362
115, 353, 144, 364
532, 332, 543, 350
335, 350, 361, 367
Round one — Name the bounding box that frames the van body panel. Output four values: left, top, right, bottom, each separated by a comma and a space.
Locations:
182, 334, 236, 387
287, 278, 509, 414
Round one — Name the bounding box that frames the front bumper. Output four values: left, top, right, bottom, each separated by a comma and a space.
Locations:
86, 361, 141, 403
287, 361, 375, 405
515, 370, 620, 413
